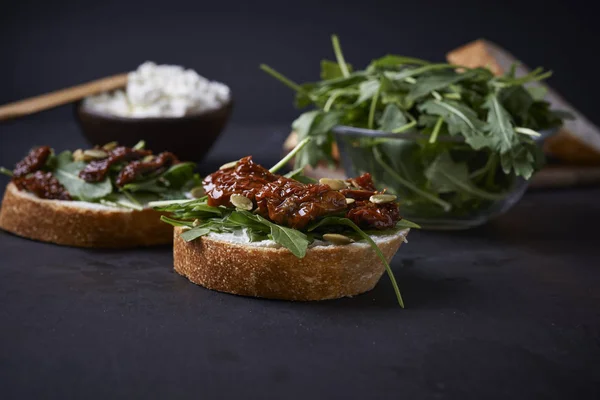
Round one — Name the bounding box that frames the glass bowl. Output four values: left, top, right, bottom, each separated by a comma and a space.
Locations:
333, 126, 556, 230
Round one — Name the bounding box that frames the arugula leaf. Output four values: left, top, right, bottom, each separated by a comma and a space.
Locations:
395, 219, 421, 229
260, 218, 309, 258
500, 143, 537, 179
356, 80, 380, 104
121, 162, 197, 199
418, 100, 493, 150
368, 54, 430, 70
482, 92, 516, 153
235, 211, 309, 258
378, 104, 408, 132
160, 215, 194, 228
425, 152, 506, 200
321, 59, 353, 80
180, 225, 213, 241
407, 70, 476, 102
292, 110, 342, 168
53, 151, 112, 201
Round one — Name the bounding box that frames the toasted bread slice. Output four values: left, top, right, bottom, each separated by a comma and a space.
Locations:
173, 226, 408, 301
0, 183, 172, 248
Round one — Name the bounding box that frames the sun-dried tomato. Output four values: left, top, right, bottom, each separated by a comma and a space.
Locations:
13, 146, 52, 177
203, 159, 400, 230
346, 200, 400, 230
116, 152, 179, 186
203, 156, 278, 207
79, 146, 151, 182
255, 177, 347, 230
12, 171, 71, 200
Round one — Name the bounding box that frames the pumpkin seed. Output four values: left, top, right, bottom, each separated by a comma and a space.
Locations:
323, 233, 354, 245
142, 155, 155, 162
319, 178, 346, 190
190, 186, 205, 198
219, 160, 239, 170
370, 194, 397, 204
345, 198, 355, 204
102, 141, 118, 151
83, 149, 109, 161
230, 194, 253, 210
73, 149, 85, 162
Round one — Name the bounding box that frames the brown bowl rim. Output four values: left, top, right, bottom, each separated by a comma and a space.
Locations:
74, 97, 233, 123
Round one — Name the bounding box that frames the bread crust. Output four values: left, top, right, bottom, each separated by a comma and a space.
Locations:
173, 227, 408, 301
0, 183, 172, 248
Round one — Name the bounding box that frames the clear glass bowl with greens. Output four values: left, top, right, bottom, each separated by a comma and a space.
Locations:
261, 34, 570, 229
333, 126, 556, 230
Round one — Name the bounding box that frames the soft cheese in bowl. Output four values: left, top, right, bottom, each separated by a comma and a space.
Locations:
76, 62, 232, 162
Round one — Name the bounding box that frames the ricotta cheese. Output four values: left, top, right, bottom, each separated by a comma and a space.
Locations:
206, 228, 408, 249
83, 62, 230, 118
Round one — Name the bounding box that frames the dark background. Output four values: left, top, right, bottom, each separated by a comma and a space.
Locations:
1, 0, 599, 126
1, 1, 599, 399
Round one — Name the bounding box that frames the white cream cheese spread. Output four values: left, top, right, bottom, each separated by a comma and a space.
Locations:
206, 228, 408, 249
83, 62, 230, 118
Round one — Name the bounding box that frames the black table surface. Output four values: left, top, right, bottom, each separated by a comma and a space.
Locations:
1, 115, 599, 399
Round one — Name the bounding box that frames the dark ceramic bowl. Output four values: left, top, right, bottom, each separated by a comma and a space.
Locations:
74, 99, 233, 162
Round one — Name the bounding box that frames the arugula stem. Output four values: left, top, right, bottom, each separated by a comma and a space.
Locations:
432, 91, 443, 101
469, 152, 495, 180
391, 120, 416, 134
269, 137, 312, 174
117, 200, 143, 211
493, 68, 552, 88
438, 165, 505, 200
368, 87, 380, 129
331, 35, 350, 78
324, 90, 345, 112
0, 167, 14, 177
429, 117, 444, 143
389, 63, 461, 81
434, 100, 476, 130
514, 127, 541, 137
486, 155, 498, 188
341, 219, 405, 308
148, 199, 194, 208
443, 93, 461, 100
121, 190, 141, 206
260, 64, 305, 93
373, 147, 452, 211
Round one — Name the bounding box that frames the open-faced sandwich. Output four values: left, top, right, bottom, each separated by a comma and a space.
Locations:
0, 141, 202, 248
155, 139, 418, 306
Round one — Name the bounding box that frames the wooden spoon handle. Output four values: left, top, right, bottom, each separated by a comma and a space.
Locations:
0, 73, 128, 122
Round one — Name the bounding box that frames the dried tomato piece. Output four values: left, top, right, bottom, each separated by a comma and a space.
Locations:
203, 156, 278, 207
255, 177, 347, 230
345, 173, 377, 191
203, 158, 400, 230
13, 146, 52, 177
79, 146, 151, 182
346, 200, 400, 230
116, 152, 179, 186
12, 171, 71, 200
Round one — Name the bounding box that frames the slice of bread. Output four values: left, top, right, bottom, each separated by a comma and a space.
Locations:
173, 226, 408, 301
0, 183, 172, 248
